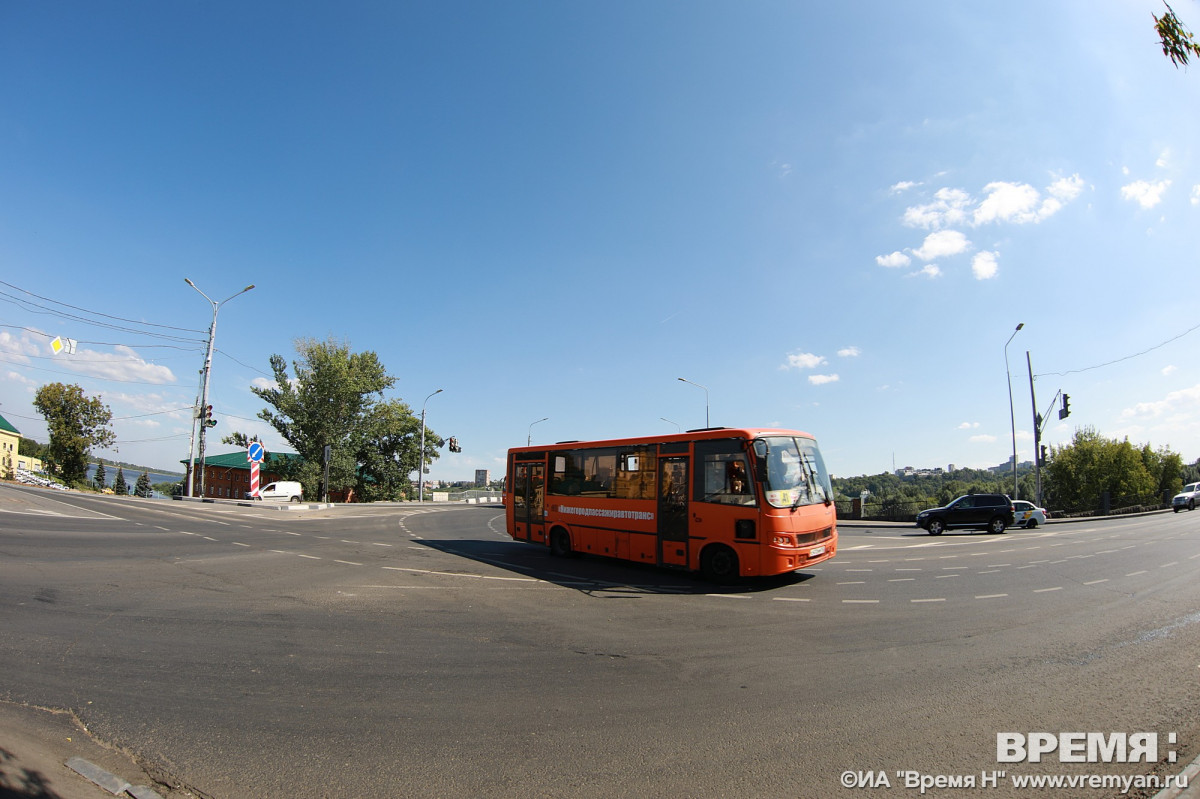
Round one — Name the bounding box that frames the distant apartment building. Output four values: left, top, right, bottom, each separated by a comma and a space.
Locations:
474, 469, 490, 487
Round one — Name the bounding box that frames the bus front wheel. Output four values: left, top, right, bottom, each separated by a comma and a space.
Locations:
549, 529, 573, 558
700, 545, 739, 583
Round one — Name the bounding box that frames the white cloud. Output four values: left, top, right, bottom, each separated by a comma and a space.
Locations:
969, 434, 998, 443
972, 251, 999, 280
808, 374, 840, 385
0, 330, 42, 363
876, 251, 911, 269
1191, 185, 1200, 206
782, 352, 826, 370
66, 346, 177, 384
1163, 365, 1178, 376
251, 377, 277, 391
837, 346, 861, 358
1047, 174, 1086, 203
913, 229, 970, 261
1156, 149, 1171, 169
890, 180, 919, 193
973, 177, 1081, 225
973, 181, 1041, 225
1121, 179, 1171, 209
5, 370, 37, 389
1121, 384, 1200, 419
912, 264, 942, 279
902, 187, 971, 229
958, 422, 980, 429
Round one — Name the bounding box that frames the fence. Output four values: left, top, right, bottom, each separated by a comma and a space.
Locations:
837, 491, 1174, 523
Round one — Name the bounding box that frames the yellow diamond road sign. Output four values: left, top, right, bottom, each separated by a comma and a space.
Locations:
50, 337, 77, 355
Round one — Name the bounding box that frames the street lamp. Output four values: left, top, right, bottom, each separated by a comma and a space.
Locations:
527, 417, 549, 446
417, 388, 442, 503
184, 279, 255, 498
1004, 323, 1025, 500
660, 417, 681, 432
677, 377, 709, 429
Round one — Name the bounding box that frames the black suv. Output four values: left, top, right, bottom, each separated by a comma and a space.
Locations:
915, 494, 1016, 535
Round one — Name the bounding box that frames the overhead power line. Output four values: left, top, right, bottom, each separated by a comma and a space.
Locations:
0, 281, 206, 344
1037, 320, 1200, 378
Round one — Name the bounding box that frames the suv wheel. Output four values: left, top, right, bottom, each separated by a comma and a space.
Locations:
988, 516, 1008, 535
927, 518, 945, 536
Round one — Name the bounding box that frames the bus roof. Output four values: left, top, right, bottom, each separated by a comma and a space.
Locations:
508, 427, 817, 453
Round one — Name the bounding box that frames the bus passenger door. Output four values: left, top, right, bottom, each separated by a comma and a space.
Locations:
658, 457, 689, 568
513, 463, 546, 544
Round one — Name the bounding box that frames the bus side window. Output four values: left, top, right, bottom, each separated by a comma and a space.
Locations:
693, 440, 757, 506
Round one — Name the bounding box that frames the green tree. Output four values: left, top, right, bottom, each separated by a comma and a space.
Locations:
233, 337, 435, 501
135, 471, 152, 498
1155, 3, 1200, 67
19, 437, 46, 460
94, 461, 107, 490
32, 383, 116, 485
354, 398, 443, 501
113, 467, 128, 496
1140, 443, 1184, 500
1044, 427, 1158, 511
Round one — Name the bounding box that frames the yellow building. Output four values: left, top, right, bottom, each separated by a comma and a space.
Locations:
0, 412, 19, 479
0, 413, 42, 478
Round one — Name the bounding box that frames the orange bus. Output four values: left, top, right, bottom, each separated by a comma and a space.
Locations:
505, 427, 837, 581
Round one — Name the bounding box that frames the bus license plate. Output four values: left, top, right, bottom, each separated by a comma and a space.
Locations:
809, 545, 826, 557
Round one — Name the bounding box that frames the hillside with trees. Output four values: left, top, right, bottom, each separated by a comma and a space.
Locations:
834, 427, 1190, 521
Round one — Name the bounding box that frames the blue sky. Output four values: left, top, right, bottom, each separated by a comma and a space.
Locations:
2, 1, 1199, 483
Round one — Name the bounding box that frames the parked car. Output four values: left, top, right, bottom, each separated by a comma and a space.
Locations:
915, 493, 1016, 535
246, 481, 304, 502
1172, 482, 1200, 512
1012, 500, 1048, 528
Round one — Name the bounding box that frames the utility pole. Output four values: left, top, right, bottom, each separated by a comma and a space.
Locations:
184, 279, 254, 498
417, 389, 442, 503
1027, 351, 1042, 507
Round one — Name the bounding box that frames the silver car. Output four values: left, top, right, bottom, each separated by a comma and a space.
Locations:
1172, 482, 1200, 512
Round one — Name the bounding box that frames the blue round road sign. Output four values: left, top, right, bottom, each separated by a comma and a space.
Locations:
248, 442, 265, 463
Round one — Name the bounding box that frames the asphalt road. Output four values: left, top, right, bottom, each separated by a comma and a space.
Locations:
2, 483, 1200, 798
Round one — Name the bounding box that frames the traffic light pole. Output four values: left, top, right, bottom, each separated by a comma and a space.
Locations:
1027, 351, 1042, 507
184, 279, 254, 498
1028, 350, 1069, 508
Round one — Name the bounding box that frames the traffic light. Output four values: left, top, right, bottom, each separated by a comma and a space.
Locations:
1040, 444, 1048, 466
1058, 394, 1071, 420
204, 405, 217, 428
448, 436, 461, 453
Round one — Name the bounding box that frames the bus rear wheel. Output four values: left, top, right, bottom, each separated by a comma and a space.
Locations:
549, 528, 573, 558
700, 545, 739, 583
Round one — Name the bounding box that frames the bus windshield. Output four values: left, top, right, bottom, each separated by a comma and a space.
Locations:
753, 436, 833, 509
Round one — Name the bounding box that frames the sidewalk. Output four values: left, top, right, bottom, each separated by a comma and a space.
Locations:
0, 701, 191, 799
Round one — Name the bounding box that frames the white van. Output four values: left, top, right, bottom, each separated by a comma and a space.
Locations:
249, 481, 304, 502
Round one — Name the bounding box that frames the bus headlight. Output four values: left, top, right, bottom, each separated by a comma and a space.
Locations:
772, 535, 793, 547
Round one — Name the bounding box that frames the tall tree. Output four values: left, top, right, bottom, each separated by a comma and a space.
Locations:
233, 337, 434, 501
94, 461, 107, 490
32, 383, 116, 485
135, 471, 152, 498
113, 467, 128, 496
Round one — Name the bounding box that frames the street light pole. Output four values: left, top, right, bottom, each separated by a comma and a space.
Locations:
417, 388, 442, 504
677, 377, 709, 429
1004, 322, 1025, 499
184, 279, 254, 498
660, 417, 681, 432
527, 417, 549, 446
